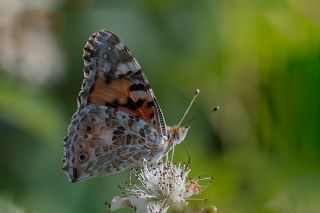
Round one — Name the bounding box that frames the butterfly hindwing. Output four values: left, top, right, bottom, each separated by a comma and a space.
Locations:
63, 105, 163, 182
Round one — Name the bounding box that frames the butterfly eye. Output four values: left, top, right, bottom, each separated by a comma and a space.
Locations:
78, 152, 89, 163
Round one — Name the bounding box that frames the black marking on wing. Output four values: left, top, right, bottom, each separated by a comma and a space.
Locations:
135, 99, 145, 108
129, 83, 147, 91
147, 101, 155, 108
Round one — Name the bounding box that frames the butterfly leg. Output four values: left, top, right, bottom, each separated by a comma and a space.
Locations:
129, 168, 134, 185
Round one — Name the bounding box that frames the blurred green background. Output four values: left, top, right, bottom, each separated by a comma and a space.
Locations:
1, 0, 320, 212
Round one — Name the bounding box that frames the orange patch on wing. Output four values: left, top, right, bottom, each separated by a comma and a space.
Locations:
90, 77, 130, 105
89, 77, 155, 123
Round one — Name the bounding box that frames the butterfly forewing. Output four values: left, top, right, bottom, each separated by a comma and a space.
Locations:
79, 29, 167, 137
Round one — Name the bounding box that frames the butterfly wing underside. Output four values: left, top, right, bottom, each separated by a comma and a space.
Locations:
79, 29, 167, 136
63, 29, 168, 182
63, 105, 163, 182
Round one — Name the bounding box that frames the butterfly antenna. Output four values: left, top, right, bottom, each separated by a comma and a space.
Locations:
181, 106, 220, 126
171, 145, 175, 162
178, 89, 200, 126
182, 143, 191, 165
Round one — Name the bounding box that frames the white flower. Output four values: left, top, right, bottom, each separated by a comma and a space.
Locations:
108, 160, 212, 213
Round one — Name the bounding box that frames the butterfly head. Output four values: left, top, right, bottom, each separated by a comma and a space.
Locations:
163, 89, 198, 149
166, 125, 190, 146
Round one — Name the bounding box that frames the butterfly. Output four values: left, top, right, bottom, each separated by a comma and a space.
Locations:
63, 29, 191, 183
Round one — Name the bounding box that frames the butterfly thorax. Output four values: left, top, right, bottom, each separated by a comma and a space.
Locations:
164, 125, 189, 153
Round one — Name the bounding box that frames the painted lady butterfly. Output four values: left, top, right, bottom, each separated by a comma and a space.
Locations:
63, 29, 190, 183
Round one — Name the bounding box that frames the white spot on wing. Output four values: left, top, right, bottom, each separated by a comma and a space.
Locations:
131, 91, 148, 99
115, 42, 125, 50
127, 61, 140, 71
117, 63, 130, 74
103, 63, 111, 72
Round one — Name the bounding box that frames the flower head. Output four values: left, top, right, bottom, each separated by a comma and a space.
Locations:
108, 160, 212, 213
